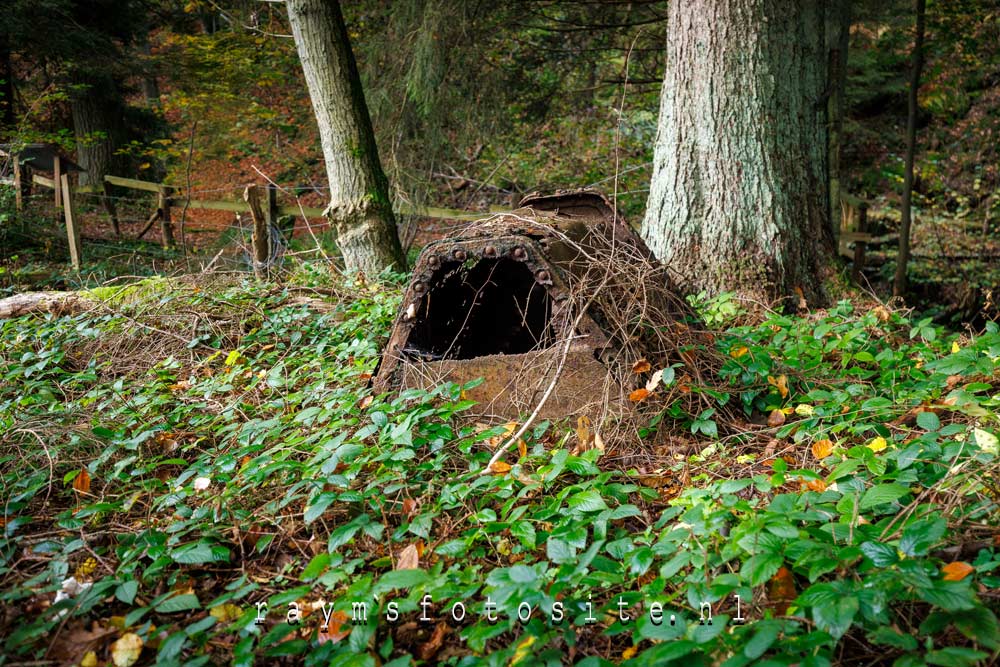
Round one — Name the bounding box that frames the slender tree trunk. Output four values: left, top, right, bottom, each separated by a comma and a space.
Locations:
137, 28, 161, 108
70, 74, 125, 188
893, 0, 926, 297
640, 0, 834, 304
286, 0, 406, 275
826, 0, 851, 241
0, 31, 15, 130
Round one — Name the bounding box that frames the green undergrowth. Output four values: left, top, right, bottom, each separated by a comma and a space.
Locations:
1, 276, 999, 666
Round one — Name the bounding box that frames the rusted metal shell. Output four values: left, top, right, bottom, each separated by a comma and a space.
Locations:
373, 189, 684, 422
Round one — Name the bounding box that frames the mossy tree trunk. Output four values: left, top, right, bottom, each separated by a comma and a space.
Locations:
70, 73, 126, 188
641, 0, 836, 304
286, 0, 406, 276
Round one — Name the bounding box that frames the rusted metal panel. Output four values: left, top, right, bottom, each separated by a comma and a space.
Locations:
374, 189, 666, 422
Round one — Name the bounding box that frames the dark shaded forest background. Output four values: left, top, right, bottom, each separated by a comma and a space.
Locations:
2, 0, 998, 317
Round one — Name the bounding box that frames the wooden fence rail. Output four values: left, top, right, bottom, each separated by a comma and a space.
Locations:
20, 172, 502, 269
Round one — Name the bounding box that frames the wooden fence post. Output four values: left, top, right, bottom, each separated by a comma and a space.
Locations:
53, 155, 62, 210
102, 180, 121, 237
60, 173, 82, 271
244, 184, 269, 279
265, 183, 278, 228
12, 154, 22, 212
158, 186, 174, 248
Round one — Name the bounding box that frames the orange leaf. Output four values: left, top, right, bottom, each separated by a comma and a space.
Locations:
358, 395, 373, 409
402, 498, 417, 518
768, 375, 789, 399
622, 645, 638, 660
489, 460, 511, 475
767, 409, 786, 428
942, 561, 975, 581
730, 346, 749, 359
629, 388, 650, 403
632, 359, 651, 374
811, 439, 834, 459
767, 566, 797, 615
517, 439, 528, 458
73, 469, 91, 494
317, 610, 351, 644
805, 478, 827, 492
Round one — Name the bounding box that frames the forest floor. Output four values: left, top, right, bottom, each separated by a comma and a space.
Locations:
1, 267, 998, 665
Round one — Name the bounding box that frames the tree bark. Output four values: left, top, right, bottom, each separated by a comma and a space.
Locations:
70, 74, 126, 188
640, 0, 835, 304
0, 30, 15, 130
826, 0, 851, 242
0, 292, 95, 319
286, 0, 406, 275
893, 0, 926, 298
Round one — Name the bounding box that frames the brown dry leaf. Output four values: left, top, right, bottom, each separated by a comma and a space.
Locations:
873, 305, 891, 322
942, 561, 975, 581
794, 287, 807, 311
804, 479, 827, 493
396, 544, 420, 570
489, 460, 512, 475
767, 566, 797, 615
811, 439, 834, 459
768, 375, 789, 398
111, 632, 143, 667
417, 622, 449, 662
629, 388, 650, 403
73, 469, 91, 494
632, 359, 651, 374
487, 422, 518, 450
767, 409, 786, 428
592, 429, 605, 454
402, 498, 418, 518
358, 395, 373, 410
317, 610, 351, 645
730, 346, 749, 359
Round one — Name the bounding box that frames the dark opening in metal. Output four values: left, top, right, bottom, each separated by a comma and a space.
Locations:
403, 257, 553, 361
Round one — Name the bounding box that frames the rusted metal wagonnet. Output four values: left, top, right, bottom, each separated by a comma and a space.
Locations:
373, 189, 713, 435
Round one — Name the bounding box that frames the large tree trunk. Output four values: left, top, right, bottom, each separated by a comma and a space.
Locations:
640, 0, 835, 304
893, 0, 926, 297
70, 74, 126, 188
286, 0, 406, 275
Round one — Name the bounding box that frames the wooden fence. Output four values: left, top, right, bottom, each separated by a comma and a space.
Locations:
21, 169, 501, 271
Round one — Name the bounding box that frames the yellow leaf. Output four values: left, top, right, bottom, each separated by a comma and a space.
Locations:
111, 632, 143, 667
730, 346, 749, 359
576, 415, 592, 447
622, 645, 638, 659
224, 350, 241, 366
867, 436, 888, 452
794, 404, 814, 417
81, 651, 99, 667
811, 439, 834, 459
489, 460, 511, 475
629, 388, 650, 402
511, 635, 537, 666
517, 439, 527, 458
210, 603, 243, 623
768, 374, 789, 398
942, 561, 975, 581
632, 359, 651, 374
951, 341, 961, 353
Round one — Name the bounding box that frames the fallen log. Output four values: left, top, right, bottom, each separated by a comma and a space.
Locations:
0, 292, 96, 319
